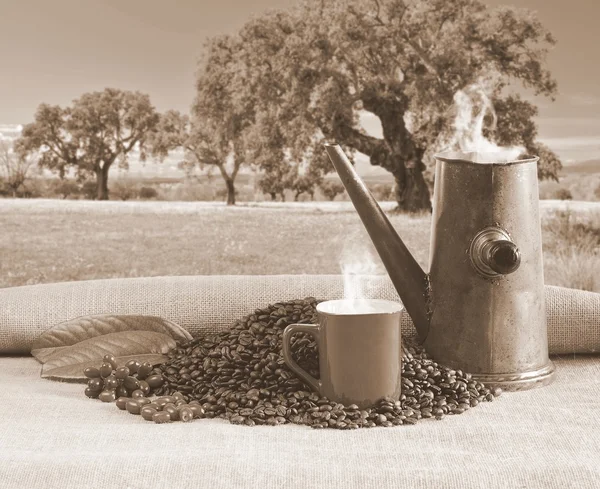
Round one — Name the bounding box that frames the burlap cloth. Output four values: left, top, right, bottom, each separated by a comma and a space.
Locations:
1, 275, 600, 488
0, 274, 599, 354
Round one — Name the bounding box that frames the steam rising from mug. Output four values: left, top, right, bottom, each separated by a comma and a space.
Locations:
449, 82, 525, 163
340, 241, 384, 313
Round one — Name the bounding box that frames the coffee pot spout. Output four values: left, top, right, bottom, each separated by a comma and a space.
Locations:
324, 144, 431, 340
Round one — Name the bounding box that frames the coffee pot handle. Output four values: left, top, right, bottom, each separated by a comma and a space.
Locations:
282, 323, 322, 394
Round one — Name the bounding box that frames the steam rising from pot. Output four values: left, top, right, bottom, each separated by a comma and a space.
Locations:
448, 83, 525, 163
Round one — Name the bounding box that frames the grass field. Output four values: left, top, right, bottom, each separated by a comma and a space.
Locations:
1, 199, 598, 292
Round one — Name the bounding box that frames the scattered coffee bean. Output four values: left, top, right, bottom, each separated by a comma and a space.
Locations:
126, 400, 142, 414
141, 407, 158, 421
99, 363, 113, 379
114, 367, 130, 380
103, 354, 118, 370
136, 362, 153, 380
131, 389, 145, 399
84, 387, 99, 399
153, 412, 172, 424
125, 360, 141, 375
84, 367, 101, 379
179, 406, 194, 422
98, 389, 116, 403
116, 397, 130, 410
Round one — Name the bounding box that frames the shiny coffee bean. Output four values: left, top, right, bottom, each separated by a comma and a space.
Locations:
99, 363, 113, 379
115, 385, 129, 398
98, 389, 117, 403
141, 407, 158, 421
145, 402, 161, 411
138, 380, 150, 396
179, 406, 194, 422
103, 354, 118, 370
131, 389, 145, 399
84, 387, 99, 399
172, 392, 185, 401
164, 405, 179, 421
125, 360, 141, 374
153, 412, 172, 424
87, 378, 104, 391
124, 376, 140, 391
136, 362, 153, 380
114, 367, 130, 380
146, 375, 164, 389
104, 375, 119, 390
189, 405, 205, 419
126, 400, 142, 414
84, 367, 101, 379
116, 397, 130, 410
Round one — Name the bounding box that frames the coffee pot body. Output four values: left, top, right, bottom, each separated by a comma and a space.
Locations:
325, 145, 555, 390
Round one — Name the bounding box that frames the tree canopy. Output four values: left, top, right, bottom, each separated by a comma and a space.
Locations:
224, 0, 560, 211
16, 88, 159, 200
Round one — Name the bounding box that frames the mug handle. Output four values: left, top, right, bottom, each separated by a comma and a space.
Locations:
282, 323, 322, 394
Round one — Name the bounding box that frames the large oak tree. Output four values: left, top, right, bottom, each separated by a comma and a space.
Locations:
16, 88, 159, 200
230, 0, 561, 211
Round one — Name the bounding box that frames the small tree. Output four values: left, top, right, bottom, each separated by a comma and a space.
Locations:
139, 186, 158, 200
54, 179, 80, 199
16, 89, 159, 200
0, 140, 36, 197
554, 188, 573, 201
320, 180, 345, 201
111, 179, 139, 201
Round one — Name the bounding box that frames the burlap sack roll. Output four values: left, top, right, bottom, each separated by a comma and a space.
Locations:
0, 274, 598, 355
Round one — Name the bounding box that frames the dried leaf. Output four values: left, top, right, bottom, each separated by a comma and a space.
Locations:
31, 315, 192, 381
32, 315, 192, 363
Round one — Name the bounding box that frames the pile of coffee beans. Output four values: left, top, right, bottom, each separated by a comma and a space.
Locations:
84, 355, 165, 402
140, 298, 501, 429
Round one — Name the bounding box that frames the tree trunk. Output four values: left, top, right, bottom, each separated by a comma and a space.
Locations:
96, 168, 109, 200
392, 164, 432, 213
225, 178, 235, 205
270, 192, 276, 201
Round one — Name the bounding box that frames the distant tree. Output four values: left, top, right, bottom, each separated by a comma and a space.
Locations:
152, 36, 251, 206
54, 179, 80, 199
16, 88, 159, 200
0, 140, 37, 197
139, 186, 158, 200
111, 179, 138, 201
554, 187, 573, 201
320, 180, 345, 201
229, 0, 559, 211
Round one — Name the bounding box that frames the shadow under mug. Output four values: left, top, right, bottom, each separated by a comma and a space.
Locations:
282, 299, 404, 409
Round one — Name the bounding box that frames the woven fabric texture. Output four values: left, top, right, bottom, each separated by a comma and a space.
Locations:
0, 274, 599, 354
1, 355, 599, 489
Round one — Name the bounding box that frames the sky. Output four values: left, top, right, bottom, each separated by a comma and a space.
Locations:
0, 0, 599, 169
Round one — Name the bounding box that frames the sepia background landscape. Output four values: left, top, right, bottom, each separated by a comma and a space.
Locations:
0, 0, 598, 291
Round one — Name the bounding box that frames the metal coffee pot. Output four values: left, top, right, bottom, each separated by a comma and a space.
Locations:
325, 145, 555, 391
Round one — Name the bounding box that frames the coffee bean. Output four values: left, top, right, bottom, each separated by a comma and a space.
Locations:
84, 387, 99, 399
99, 363, 113, 379
103, 354, 118, 370
131, 389, 145, 399
114, 367, 130, 380
153, 412, 172, 424
124, 376, 140, 391
136, 362, 153, 380
179, 407, 194, 422
87, 378, 103, 392
84, 367, 101, 379
116, 397, 130, 410
98, 389, 116, 403
164, 405, 179, 421
126, 400, 142, 414
141, 407, 158, 421
115, 385, 128, 398
125, 360, 141, 374
146, 375, 164, 389
104, 375, 119, 390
